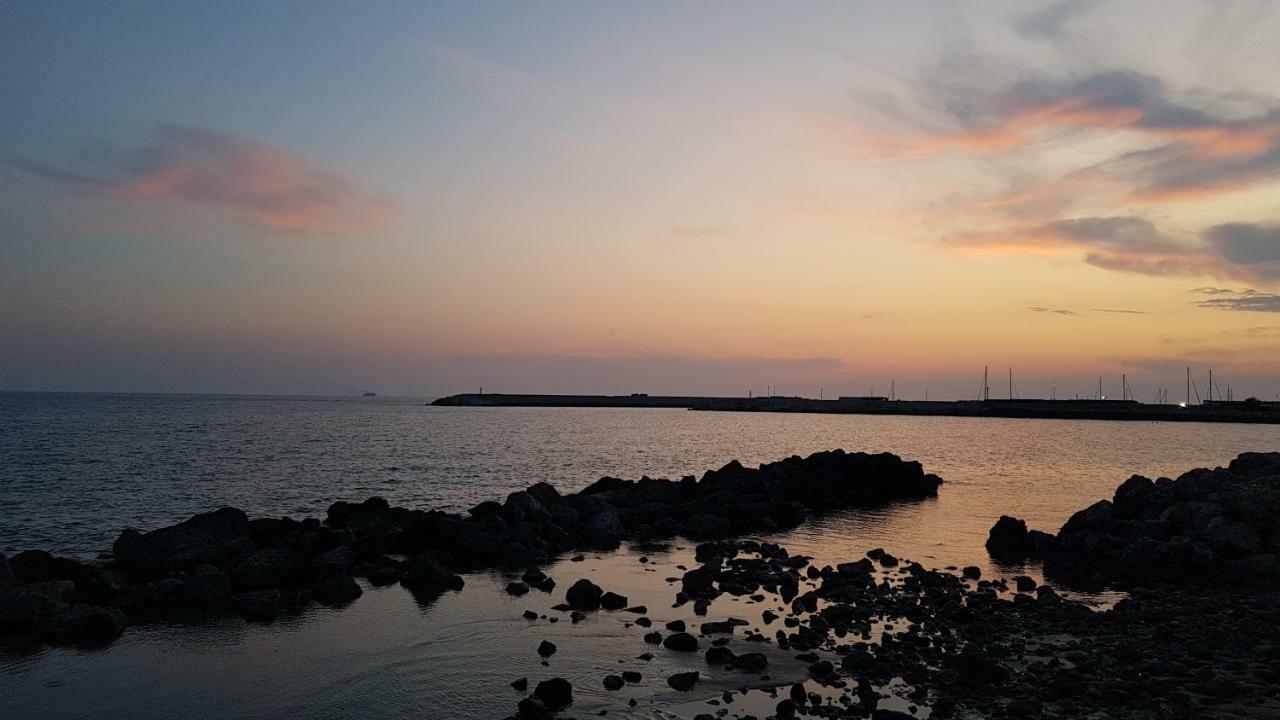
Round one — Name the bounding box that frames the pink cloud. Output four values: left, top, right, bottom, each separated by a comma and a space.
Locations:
10, 124, 394, 235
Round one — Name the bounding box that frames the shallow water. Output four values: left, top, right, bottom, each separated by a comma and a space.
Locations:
2, 392, 1277, 718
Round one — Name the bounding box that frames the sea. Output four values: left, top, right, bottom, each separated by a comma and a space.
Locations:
1, 392, 1277, 719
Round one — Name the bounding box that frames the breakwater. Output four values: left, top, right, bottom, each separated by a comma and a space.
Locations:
431, 393, 1280, 424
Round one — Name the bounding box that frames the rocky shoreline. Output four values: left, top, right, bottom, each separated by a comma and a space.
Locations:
504, 538, 1278, 719
507, 452, 1280, 719
986, 451, 1280, 589
4, 451, 1279, 719
0, 450, 940, 646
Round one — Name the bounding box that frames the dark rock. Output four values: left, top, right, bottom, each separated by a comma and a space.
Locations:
511, 677, 528, 691
962, 566, 981, 580
680, 514, 731, 538
986, 516, 1032, 560
367, 568, 402, 586
665, 619, 686, 632
309, 545, 355, 573
602, 674, 624, 690
231, 542, 310, 591
733, 652, 769, 671
234, 590, 280, 622
600, 591, 628, 610
10, 550, 79, 584
1113, 474, 1154, 516
113, 507, 252, 577
565, 579, 603, 610
532, 677, 573, 710
953, 649, 1007, 685
400, 556, 464, 595
174, 564, 227, 604
705, 646, 736, 665
507, 581, 530, 596
537, 640, 557, 657
51, 606, 127, 645
667, 671, 700, 691
313, 570, 362, 605
790, 683, 806, 704
643, 631, 662, 644
700, 620, 737, 634
578, 498, 624, 548
0, 583, 61, 632
663, 632, 699, 651
504, 491, 552, 525
1012, 575, 1038, 592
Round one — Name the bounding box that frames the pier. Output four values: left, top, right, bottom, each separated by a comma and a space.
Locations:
431, 393, 1280, 424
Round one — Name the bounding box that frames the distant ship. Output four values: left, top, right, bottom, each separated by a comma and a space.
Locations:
362, 391, 377, 397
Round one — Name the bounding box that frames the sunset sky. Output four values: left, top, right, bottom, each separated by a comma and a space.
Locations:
4, 1, 1280, 400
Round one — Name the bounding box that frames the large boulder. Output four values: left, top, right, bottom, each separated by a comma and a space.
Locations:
113, 507, 253, 577
325, 497, 414, 537
229, 535, 320, 591
503, 491, 552, 526
9, 550, 82, 584
400, 555, 464, 596
985, 516, 1031, 561
519, 677, 573, 717
565, 579, 603, 610
577, 498, 623, 548
1113, 475, 1154, 517
1040, 452, 1280, 589
182, 564, 230, 604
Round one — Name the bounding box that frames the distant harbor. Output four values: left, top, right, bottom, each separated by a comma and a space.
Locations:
432, 392, 1280, 424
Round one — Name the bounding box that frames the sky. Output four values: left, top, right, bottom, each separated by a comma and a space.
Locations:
3, 1, 1280, 400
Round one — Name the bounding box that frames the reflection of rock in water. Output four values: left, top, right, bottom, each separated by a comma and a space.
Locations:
535, 534, 1280, 719
0, 449, 939, 648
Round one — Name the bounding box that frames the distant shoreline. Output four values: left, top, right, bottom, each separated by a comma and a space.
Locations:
432, 392, 1280, 425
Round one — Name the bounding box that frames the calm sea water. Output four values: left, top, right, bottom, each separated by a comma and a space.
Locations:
2, 392, 1278, 719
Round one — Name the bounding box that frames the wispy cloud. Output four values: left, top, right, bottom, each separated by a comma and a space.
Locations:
947, 217, 1280, 284
1014, 0, 1104, 40
851, 70, 1280, 201
8, 124, 395, 235
1091, 308, 1147, 314
1193, 288, 1280, 313
826, 64, 1280, 284
1029, 306, 1077, 315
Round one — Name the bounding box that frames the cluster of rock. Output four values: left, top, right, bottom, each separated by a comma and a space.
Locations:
0, 450, 939, 647
987, 452, 1280, 589
514, 538, 1280, 719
